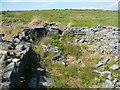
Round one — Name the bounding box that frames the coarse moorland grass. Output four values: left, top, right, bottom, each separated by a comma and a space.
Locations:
2, 10, 118, 27
33, 35, 108, 88
1, 10, 118, 38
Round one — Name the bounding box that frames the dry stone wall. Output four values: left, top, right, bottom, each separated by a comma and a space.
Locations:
0, 23, 119, 89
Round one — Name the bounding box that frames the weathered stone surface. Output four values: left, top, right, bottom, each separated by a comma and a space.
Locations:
1, 81, 10, 89
15, 45, 25, 50
38, 76, 54, 86
116, 82, 120, 87
0, 41, 14, 49
94, 61, 103, 67
0, 50, 8, 55
100, 71, 112, 79
102, 80, 114, 88
109, 64, 120, 70
3, 70, 13, 80
4, 62, 15, 72
13, 38, 21, 43
101, 57, 110, 65
51, 26, 59, 30
93, 70, 101, 73
35, 26, 47, 37
52, 52, 62, 61
12, 58, 20, 63
78, 39, 86, 43
112, 78, 118, 85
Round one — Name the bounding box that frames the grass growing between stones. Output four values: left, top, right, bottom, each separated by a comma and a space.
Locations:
99, 58, 119, 80
45, 51, 104, 88
33, 35, 107, 88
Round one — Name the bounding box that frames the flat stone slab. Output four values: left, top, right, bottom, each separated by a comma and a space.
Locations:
0, 41, 13, 48
109, 64, 120, 70
15, 45, 25, 50
4, 62, 15, 72
101, 57, 110, 64
0, 50, 8, 55
102, 80, 114, 88
38, 76, 54, 86
100, 71, 112, 79
3, 70, 13, 80
94, 61, 103, 67
12, 58, 20, 63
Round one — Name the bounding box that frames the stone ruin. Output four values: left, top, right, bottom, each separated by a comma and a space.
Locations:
0, 23, 120, 89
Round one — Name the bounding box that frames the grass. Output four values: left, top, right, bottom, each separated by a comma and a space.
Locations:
33, 35, 108, 88
2, 10, 118, 27
1, 9, 119, 88
1, 10, 118, 39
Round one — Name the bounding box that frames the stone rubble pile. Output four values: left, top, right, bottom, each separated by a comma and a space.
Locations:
0, 28, 35, 89
0, 23, 119, 88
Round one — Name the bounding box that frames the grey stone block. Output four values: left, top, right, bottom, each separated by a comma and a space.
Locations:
4, 62, 15, 72
102, 80, 114, 88
0, 50, 8, 55
38, 76, 54, 86
100, 71, 112, 79
15, 45, 25, 50
109, 64, 120, 70
3, 70, 13, 80
94, 61, 103, 67
101, 57, 110, 65
52, 52, 62, 61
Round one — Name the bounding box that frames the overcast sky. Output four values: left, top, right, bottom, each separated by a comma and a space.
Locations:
1, 0, 119, 11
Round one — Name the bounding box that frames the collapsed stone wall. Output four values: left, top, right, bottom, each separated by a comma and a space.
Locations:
0, 23, 119, 89
0, 23, 62, 89
0, 28, 34, 89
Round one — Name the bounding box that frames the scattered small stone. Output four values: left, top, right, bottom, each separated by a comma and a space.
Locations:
0, 50, 8, 55
52, 52, 62, 61
38, 76, 54, 87
102, 80, 114, 88
109, 64, 120, 70
12, 58, 20, 63
101, 57, 110, 64
94, 61, 103, 67
112, 78, 118, 85
100, 71, 112, 80
15, 45, 25, 51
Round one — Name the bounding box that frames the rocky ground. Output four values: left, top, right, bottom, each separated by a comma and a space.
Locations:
0, 23, 119, 88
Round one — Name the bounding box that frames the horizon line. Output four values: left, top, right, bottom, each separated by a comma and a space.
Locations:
0, 8, 118, 11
